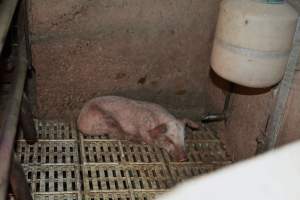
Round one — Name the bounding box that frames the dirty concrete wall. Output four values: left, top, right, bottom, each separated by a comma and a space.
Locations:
29, 0, 221, 119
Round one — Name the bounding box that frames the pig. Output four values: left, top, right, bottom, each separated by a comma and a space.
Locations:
77, 96, 200, 161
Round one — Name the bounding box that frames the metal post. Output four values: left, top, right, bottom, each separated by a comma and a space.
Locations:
263, 18, 300, 150
9, 157, 33, 200
20, 94, 37, 145
0, 0, 29, 198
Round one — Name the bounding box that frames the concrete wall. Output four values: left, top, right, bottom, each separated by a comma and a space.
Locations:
29, 0, 221, 119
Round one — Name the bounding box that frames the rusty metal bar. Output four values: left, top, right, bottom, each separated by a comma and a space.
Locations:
23, 0, 37, 112
201, 83, 234, 123
0, 0, 19, 55
10, 157, 33, 200
263, 18, 300, 150
0, 0, 29, 198
20, 94, 37, 145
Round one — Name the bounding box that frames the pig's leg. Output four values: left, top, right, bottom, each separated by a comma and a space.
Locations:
85, 108, 127, 140
78, 105, 119, 137
78, 105, 127, 140
126, 133, 143, 143
100, 112, 127, 140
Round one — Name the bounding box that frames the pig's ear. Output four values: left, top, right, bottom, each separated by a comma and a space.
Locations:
148, 123, 168, 139
181, 118, 200, 130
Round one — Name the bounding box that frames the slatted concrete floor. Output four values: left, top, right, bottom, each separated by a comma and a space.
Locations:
13, 120, 231, 200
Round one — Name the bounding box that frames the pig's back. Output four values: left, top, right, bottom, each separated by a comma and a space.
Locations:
89, 96, 175, 130
91, 96, 173, 118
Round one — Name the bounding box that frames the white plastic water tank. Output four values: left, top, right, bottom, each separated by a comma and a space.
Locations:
211, 0, 298, 88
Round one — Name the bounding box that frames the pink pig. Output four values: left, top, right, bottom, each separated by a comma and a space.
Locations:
77, 96, 200, 161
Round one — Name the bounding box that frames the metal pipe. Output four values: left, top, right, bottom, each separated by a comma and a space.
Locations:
23, 0, 37, 113
0, 0, 19, 55
0, 0, 28, 197
9, 157, 33, 200
0, 38, 27, 199
262, 18, 300, 151
201, 83, 234, 123
201, 113, 227, 123
20, 94, 37, 145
